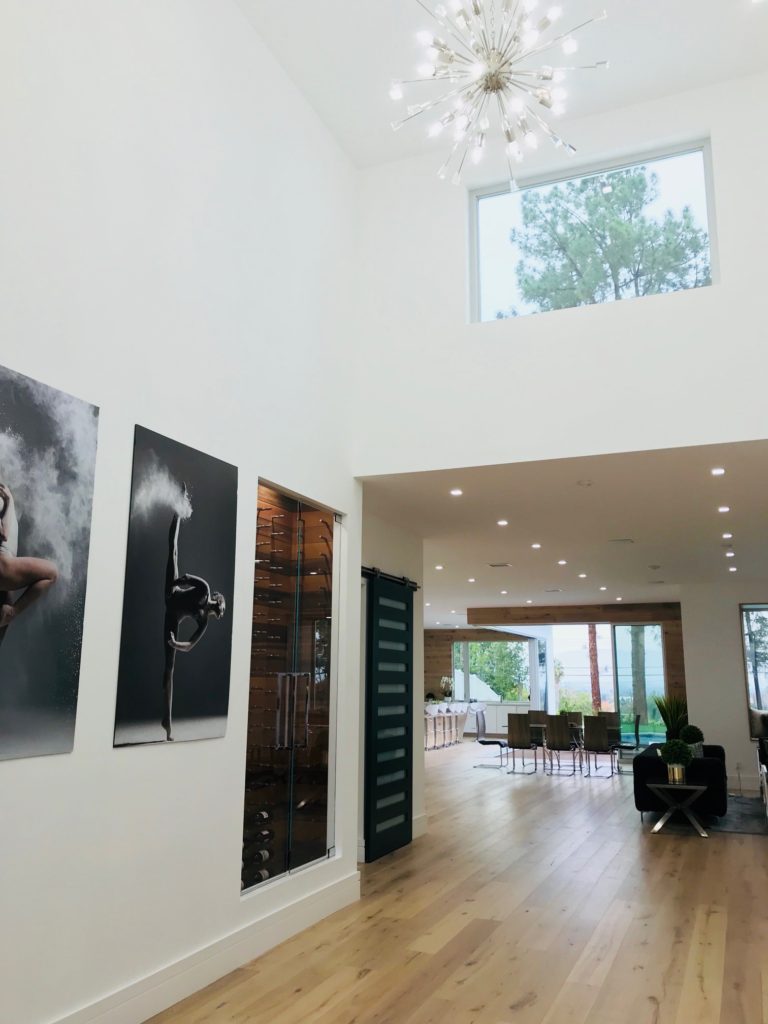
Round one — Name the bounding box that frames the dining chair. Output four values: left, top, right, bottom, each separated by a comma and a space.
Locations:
543, 715, 579, 776
583, 715, 618, 777
472, 704, 509, 769
527, 709, 548, 757
507, 714, 537, 775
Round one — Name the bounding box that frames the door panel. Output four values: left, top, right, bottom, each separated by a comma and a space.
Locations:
364, 576, 414, 863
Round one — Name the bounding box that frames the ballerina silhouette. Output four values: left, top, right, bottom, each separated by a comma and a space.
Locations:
162, 487, 225, 740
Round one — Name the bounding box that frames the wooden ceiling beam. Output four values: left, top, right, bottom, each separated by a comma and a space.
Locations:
467, 603, 682, 626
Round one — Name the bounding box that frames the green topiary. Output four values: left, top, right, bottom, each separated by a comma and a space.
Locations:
660, 739, 694, 767
653, 695, 688, 739
679, 724, 704, 744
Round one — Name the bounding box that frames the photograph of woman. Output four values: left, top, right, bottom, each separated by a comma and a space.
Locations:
162, 490, 226, 741
114, 426, 237, 747
0, 363, 99, 761
0, 484, 59, 637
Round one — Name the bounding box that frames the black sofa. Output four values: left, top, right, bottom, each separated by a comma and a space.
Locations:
633, 743, 728, 817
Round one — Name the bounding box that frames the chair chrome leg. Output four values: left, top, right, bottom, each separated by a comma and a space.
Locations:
508, 744, 536, 775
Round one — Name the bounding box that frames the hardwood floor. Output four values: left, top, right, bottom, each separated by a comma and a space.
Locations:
149, 743, 768, 1024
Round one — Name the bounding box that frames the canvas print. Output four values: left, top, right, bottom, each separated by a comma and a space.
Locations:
114, 426, 237, 746
0, 364, 99, 760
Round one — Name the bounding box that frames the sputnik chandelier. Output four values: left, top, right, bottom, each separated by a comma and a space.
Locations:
390, 0, 609, 188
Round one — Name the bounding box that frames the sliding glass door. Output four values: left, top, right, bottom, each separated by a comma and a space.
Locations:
612, 624, 665, 745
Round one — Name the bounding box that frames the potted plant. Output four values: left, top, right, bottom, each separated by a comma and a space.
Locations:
439, 676, 453, 702
653, 695, 688, 740
680, 724, 704, 759
659, 738, 694, 784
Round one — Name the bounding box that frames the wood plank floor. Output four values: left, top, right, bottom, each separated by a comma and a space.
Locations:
149, 743, 768, 1024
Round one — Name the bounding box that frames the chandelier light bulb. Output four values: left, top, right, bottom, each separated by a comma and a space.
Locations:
390, 0, 608, 187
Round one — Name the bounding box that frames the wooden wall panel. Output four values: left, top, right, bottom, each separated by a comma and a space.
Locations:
467, 603, 682, 627
662, 620, 688, 702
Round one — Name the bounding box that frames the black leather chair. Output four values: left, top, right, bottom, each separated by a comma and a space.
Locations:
632, 743, 728, 817
472, 705, 509, 769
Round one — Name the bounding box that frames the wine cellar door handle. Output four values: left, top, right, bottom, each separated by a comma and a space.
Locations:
292, 673, 311, 750
276, 673, 292, 750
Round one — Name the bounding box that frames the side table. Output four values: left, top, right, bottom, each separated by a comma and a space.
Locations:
647, 782, 709, 838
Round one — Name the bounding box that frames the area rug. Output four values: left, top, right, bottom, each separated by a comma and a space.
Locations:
650, 795, 768, 836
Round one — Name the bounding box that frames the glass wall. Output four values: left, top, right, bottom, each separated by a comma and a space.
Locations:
742, 605, 768, 711
453, 639, 531, 703
612, 624, 665, 744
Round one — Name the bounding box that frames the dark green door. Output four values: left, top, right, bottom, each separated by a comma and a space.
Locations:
364, 575, 413, 863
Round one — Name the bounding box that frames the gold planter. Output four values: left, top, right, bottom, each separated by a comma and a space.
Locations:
667, 763, 685, 785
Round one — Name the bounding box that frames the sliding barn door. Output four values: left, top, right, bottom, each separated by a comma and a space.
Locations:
364, 575, 414, 863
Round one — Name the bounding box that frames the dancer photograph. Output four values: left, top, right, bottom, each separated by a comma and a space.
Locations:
162, 490, 226, 741
114, 426, 237, 747
0, 484, 59, 637
0, 362, 99, 762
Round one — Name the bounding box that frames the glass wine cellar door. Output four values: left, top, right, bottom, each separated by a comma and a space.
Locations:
242, 482, 339, 892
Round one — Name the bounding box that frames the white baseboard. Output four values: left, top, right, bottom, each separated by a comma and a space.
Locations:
55, 871, 361, 1024
412, 813, 427, 839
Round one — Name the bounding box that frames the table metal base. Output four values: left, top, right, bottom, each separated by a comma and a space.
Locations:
647, 783, 709, 838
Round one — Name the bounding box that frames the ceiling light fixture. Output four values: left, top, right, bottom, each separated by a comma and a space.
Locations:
616, 596, 623, 602
450, 488, 464, 496
426, 602, 431, 607
468, 577, 476, 582
531, 543, 542, 549
558, 559, 567, 565
435, 564, 444, 570
726, 551, 736, 558
578, 573, 587, 579
391, 1, 609, 188
526, 599, 533, 604
723, 533, 733, 540
599, 586, 607, 591
729, 567, 738, 573
497, 519, 509, 526
711, 468, 726, 477
501, 589, 508, 595
718, 506, 731, 513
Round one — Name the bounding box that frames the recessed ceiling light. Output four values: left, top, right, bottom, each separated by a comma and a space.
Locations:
599, 586, 607, 591
616, 597, 623, 602
497, 519, 509, 527
729, 567, 738, 573
578, 573, 588, 579
722, 533, 733, 540
726, 551, 736, 558
426, 603, 431, 607
526, 599, 533, 604
435, 564, 444, 570
531, 543, 542, 550
718, 506, 731, 513
558, 560, 567, 566
501, 590, 508, 595
451, 610, 456, 614
436, 621, 441, 624
711, 468, 726, 477
450, 488, 463, 496
468, 577, 476, 583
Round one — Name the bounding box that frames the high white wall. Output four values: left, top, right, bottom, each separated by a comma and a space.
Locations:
361, 513, 426, 850
0, 4, 363, 1024
353, 71, 768, 792
681, 581, 765, 792
354, 71, 768, 477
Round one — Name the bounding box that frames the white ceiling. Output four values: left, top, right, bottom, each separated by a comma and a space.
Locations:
361, 440, 768, 627
241, 0, 768, 167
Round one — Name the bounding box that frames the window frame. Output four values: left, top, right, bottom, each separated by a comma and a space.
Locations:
468, 140, 719, 324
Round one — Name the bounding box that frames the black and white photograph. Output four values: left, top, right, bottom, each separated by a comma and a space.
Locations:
114, 426, 237, 746
0, 364, 99, 760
